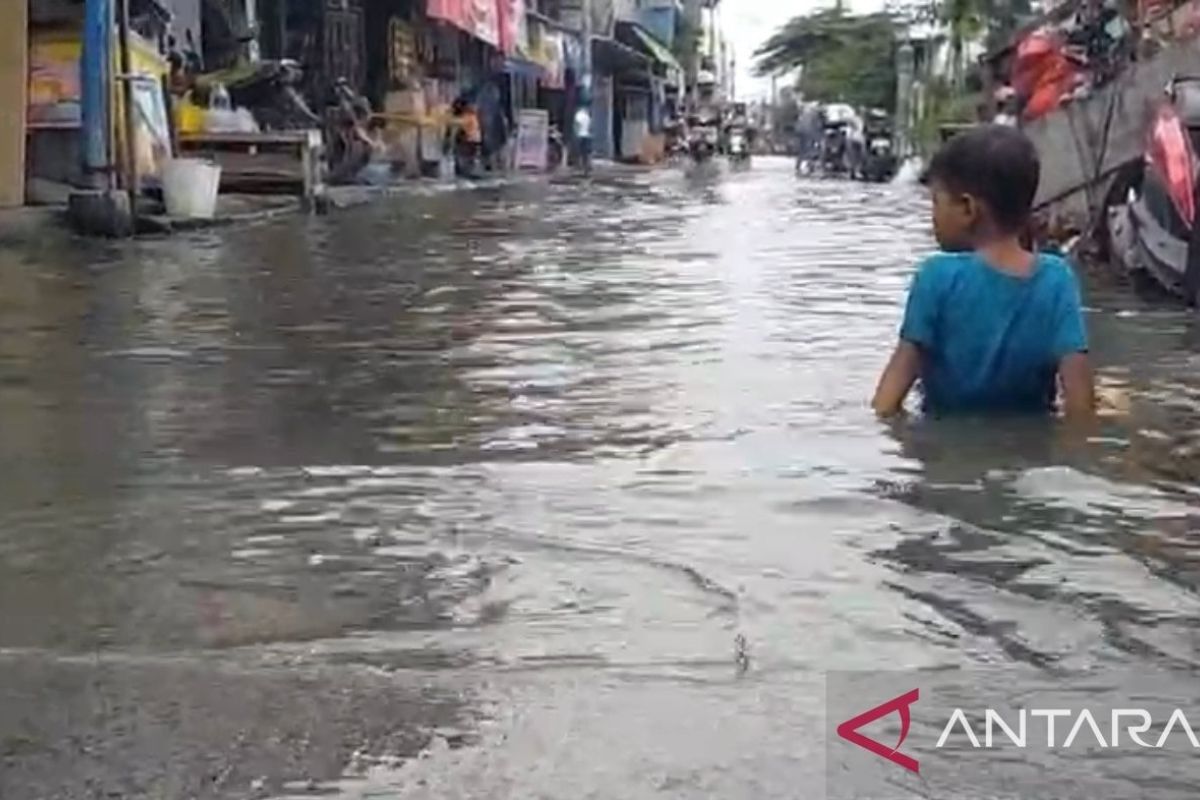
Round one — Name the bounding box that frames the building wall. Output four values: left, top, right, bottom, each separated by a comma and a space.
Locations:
636, 5, 676, 48
0, 0, 28, 207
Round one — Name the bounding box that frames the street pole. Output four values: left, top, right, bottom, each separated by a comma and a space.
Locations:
117, 0, 138, 222
80, 0, 112, 187
580, 0, 593, 164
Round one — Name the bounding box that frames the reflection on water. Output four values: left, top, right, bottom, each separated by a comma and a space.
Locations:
3, 160, 1200, 798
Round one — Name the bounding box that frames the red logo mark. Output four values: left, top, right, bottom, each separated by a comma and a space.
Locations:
836, 688, 920, 774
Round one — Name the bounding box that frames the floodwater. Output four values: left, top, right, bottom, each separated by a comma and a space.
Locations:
3, 159, 1200, 798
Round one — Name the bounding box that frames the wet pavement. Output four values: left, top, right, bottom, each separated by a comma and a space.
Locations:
3, 159, 1200, 798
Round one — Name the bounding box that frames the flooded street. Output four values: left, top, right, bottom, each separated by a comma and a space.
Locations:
4, 159, 1200, 798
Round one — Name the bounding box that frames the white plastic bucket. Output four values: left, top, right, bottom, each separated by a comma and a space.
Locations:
162, 158, 222, 219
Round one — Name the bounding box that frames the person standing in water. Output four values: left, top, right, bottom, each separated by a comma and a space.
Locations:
872, 125, 1095, 419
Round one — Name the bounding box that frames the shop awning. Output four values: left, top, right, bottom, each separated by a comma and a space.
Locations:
592, 36, 650, 75
620, 23, 682, 75
504, 57, 545, 80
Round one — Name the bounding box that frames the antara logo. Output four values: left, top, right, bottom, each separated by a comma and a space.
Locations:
836, 689, 921, 774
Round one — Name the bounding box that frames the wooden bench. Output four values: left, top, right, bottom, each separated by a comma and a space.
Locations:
177, 130, 324, 204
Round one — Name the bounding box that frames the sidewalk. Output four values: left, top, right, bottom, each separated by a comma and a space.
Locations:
0, 161, 659, 245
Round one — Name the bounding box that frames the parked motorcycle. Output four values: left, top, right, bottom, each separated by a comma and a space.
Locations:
195, 60, 321, 132
547, 124, 565, 171
1105, 76, 1200, 304
324, 78, 374, 185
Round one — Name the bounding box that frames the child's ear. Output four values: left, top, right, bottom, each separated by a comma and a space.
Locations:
960, 193, 981, 224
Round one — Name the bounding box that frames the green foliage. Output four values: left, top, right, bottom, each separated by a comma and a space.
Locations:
915, 77, 980, 152
754, 8, 899, 111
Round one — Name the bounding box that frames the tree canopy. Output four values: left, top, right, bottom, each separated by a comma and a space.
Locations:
754, 8, 899, 111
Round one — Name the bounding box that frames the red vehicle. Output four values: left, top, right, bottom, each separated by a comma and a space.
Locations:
1106, 77, 1200, 304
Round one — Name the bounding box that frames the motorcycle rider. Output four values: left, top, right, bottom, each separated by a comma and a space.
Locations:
686, 71, 721, 161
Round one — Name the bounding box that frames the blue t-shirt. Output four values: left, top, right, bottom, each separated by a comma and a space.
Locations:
900, 251, 1088, 414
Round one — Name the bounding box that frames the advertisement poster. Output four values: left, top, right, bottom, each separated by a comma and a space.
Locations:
28, 33, 81, 126
515, 108, 549, 171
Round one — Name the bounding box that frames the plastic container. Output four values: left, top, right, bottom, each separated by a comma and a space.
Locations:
161, 158, 222, 219
176, 97, 206, 135
209, 82, 231, 111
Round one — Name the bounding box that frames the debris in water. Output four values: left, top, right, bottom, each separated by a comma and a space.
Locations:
734, 633, 750, 675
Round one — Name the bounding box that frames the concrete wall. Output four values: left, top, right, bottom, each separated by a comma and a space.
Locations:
0, 0, 28, 207
1028, 38, 1200, 222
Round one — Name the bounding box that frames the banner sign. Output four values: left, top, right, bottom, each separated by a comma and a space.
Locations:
515, 109, 549, 170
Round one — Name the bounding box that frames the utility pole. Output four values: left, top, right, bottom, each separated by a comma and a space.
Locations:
80, 0, 112, 188
582, 0, 593, 98
117, 0, 138, 220
730, 49, 735, 101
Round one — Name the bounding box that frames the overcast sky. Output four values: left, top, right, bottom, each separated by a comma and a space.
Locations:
722, 0, 886, 100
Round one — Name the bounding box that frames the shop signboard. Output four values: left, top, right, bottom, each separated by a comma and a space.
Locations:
514, 108, 549, 170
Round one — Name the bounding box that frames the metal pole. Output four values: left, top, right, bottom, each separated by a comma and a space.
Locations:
117, 0, 138, 218
81, 0, 112, 186
581, 0, 593, 161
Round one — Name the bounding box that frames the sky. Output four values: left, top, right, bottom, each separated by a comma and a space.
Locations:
722, 0, 886, 101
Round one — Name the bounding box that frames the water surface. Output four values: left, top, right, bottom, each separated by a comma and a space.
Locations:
2, 160, 1200, 798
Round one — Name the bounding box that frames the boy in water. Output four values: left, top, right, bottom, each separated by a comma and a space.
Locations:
872, 125, 1095, 418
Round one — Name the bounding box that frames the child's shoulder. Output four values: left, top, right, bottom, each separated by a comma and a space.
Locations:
914, 250, 976, 283
1034, 251, 1081, 290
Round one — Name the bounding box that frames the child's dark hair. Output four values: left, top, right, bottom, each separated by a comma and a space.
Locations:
926, 124, 1040, 233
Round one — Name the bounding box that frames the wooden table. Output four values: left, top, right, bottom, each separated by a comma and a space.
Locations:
177, 130, 324, 204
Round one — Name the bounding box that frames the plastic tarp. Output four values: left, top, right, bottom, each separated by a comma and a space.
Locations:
427, 0, 500, 47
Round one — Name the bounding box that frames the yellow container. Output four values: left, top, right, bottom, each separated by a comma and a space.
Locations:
176, 97, 206, 135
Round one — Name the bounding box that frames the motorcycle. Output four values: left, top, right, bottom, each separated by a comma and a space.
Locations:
858, 110, 897, 182
1106, 76, 1200, 304
194, 60, 322, 131
727, 128, 751, 169
860, 136, 896, 182
688, 125, 719, 164
324, 78, 374, 185
821, 121, 852, 177
547, 125, 565, 171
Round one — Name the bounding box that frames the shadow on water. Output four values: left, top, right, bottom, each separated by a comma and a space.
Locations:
4, 160, 1200, 797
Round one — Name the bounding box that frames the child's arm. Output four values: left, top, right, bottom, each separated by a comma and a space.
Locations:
874, 258, 940, 417
1058, 352, 1095, 420
873, 342, 921, 417
1053, 267, 1094, 421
